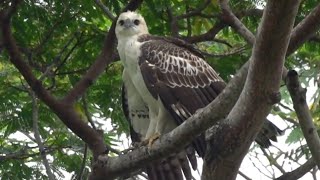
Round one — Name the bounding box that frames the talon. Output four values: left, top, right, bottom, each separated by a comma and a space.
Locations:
148, 132, 161, 147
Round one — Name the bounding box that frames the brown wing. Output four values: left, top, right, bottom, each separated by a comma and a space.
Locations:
138, 34, 225, 157
137, 34, 283, 155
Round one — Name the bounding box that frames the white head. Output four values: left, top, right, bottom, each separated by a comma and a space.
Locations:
115, 11, 149, 39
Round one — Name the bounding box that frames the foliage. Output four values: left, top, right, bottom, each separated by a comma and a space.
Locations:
0, 0, 319, 179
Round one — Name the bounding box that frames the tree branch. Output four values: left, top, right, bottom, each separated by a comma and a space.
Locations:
97, 1, 320, 177
276, 158, 316, 180
260, 148, 286, 174
0, 145, 72, 161
2, 0, 320, 179
202, 0, 301, 179
238, 171, 252, 180
90, 35, 254, 180
76, 144, 88, 180
30, 91, 55, 180
176, 0, 211, 20
286, 70, 320, 169
166, 7, 179, 37
0, 0, 21, 22
287, 3, 320, 55
219, 0, 255, 45
0, 0, 143, 160
0, 3, 107, 157
94, 0, 116, 20
182, 21, 226, 43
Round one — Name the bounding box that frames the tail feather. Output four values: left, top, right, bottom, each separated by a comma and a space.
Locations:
256, 119, 284, 148
145, 151, 195, 180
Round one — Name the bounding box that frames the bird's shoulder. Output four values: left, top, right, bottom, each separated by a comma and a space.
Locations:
137, 34, 204, 59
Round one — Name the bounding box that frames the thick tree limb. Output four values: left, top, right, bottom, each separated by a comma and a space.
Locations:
0, 8, 106, 157
81, 1, 320, 178
2, 0, 320, 179
0, 0, 143, 160
275, 158, 316, 180
202, 0, 301, 179
90, 39, 253, 180
286, 70, 320, 169
88, 1, 320, 178
287, 3, 320, 55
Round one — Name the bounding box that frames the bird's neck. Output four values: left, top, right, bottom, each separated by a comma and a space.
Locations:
118, 32, 148, 42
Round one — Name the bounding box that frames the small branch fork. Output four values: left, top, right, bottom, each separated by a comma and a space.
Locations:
1, 0, 320, 179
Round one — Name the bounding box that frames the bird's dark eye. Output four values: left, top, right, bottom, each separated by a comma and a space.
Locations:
134, 19, 140, 25
119, 20, 124, 26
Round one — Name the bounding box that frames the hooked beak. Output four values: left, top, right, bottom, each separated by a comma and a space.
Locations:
123, 19, 134, 28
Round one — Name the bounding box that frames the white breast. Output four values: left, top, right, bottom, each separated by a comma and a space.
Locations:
118, 36, 159, 114
118, 36, 178, 137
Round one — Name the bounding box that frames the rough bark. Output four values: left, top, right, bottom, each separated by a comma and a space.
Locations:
202, 0, 301, 179
286, 70, 320, 169
2, 0, 320, 179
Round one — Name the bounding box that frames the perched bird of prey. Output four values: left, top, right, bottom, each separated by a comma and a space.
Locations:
116, 11, 283, 180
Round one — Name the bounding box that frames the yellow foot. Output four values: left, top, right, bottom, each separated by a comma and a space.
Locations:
148, 132, 161, 148
141, 132, 161, 148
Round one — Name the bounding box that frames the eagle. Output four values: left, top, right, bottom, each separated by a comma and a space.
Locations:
116, 11, 283, 180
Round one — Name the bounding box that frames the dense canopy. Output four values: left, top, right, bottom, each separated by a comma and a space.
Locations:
0, 0, 319, 179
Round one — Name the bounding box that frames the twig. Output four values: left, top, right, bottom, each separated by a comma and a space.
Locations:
55, 68, 89, 76
283, 116, 300, 127
82, 94, 121, 156
82, 94, 97, 129
53, 32, 84, 75
39, 34, 77, 81
30, 90, 55, 180
212, 38, 233, 47
278, 102, 294, 112
77, 144, 88, 180
94, 0, 116, 20
238, 171, 252, 180
201, 46, 246, 58
177, 0, 211, 20
260, 148, 286, 174
286, 70, 320, 169
249, 154, 273, 179
0, 145, 72, 162
182, 21, 226, 43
